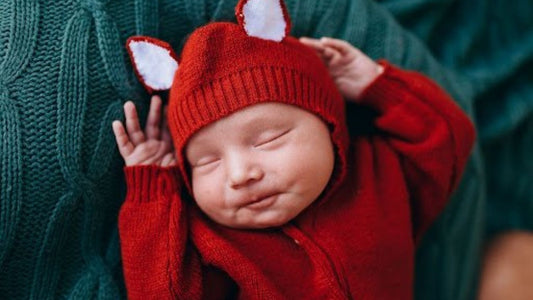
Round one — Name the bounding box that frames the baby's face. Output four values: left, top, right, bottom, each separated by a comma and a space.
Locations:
185, 102, 335, 229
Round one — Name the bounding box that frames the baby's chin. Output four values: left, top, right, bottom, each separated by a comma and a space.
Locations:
218, 209, 298, 229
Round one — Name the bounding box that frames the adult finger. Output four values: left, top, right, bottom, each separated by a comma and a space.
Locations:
145, 95, 162, 140
112, 120, 135, 157
124, 101, 146, 145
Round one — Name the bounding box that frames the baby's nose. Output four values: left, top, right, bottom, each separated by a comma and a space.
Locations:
227, 154, 264, 189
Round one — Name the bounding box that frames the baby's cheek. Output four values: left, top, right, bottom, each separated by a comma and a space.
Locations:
284, 145, 320, 172
287, 140, 334, 193
192, 176, 223, 211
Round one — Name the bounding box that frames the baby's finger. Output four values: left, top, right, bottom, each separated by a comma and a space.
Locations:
124, 101, 146, 145
299, 37, 325, 52
300, 37, 328, 59
112, 121, 135, 157
160, 153, 177, 167
160, 106, 174, 148
145, 95, 162, 140
323, 47, 342, 66
300, 37, 343, 66
320, 37, 353, 54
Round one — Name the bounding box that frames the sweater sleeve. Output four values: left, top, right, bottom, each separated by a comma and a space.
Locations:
357, 61, 476, 243
118, 165, 203, 299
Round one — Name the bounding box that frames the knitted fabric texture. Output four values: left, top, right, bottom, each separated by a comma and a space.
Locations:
0, 0, 530, 299
166, 22, 348, 190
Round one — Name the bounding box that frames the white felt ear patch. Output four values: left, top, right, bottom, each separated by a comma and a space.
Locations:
127, 37, 178, 92
242, 0, 287, 42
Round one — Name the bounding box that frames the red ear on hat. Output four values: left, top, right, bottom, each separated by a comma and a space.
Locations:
235, 0, 291, 42
126, 36, 179, 94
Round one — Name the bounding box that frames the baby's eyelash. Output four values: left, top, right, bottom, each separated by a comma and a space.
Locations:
193, 157, 220, 168
254, 129, 291, 147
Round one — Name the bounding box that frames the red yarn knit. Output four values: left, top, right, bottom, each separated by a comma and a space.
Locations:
119, 62, 476, 299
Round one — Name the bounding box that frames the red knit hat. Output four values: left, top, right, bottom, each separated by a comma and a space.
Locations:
126, 0, 349, 191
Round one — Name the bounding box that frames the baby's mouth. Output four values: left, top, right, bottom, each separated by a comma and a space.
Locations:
243, 192, 280, 209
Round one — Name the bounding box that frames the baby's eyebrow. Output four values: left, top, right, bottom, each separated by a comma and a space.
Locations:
239, 115, 288, 132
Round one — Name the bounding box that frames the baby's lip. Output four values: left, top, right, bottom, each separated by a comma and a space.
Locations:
239, 191, 280, 207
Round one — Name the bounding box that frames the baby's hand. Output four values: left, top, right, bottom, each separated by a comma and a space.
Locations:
299, 37, 384, 101
112, 95, 176, 167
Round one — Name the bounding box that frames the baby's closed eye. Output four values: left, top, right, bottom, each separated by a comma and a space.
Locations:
253, 128, 292, 148
192, 156, 220, 168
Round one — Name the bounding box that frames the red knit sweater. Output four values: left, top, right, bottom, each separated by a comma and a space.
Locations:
118, 64, 475, 299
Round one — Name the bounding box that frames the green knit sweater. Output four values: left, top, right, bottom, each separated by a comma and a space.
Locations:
0, 0, 530, 299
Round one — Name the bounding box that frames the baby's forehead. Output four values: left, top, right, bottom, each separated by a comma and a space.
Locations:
188, 103, 296, 138
184, 102, 325, 149
208, 101, 304, 126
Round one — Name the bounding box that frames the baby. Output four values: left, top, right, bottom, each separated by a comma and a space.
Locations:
113, 0, 475, 299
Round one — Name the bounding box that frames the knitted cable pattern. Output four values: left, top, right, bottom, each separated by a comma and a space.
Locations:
0, 0, 530, 299
0, 0, 153, 298
0, 0, 38, 279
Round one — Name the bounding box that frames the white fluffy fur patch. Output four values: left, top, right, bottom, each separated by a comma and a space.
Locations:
128, 40, 178, 91
243, 0, 286, 42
